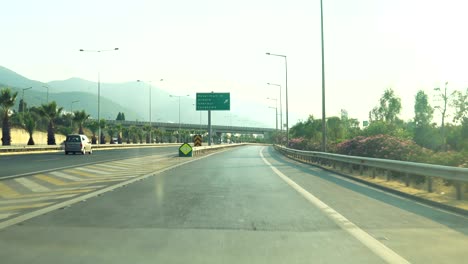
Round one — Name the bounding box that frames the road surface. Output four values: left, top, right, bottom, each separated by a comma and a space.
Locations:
0, 145, 178, 179
0, 145, 467, 263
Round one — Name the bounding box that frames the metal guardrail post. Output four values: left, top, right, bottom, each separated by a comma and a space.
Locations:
371, 168, 376, 179
359, 164, 363, 175
386, 170, 391, 181
405, 173, 410, 187
455, 182, 463, 200
427, 176, 433, 193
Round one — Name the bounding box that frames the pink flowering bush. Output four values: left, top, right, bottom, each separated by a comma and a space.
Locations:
336, 134, 467, 167
288, 137, 307, 150
336, 134, 424, 161
287, 134, 467, 168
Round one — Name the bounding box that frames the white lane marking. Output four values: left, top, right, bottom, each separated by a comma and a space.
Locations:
0, 194, 78, 205
0, 213, 18, 220
49, 171, 84, 181
14, 178, 50, 192
93, 164, 127, 170
260, 147, 410, 264
52, 186, 106, 191
74, 167, 111, 175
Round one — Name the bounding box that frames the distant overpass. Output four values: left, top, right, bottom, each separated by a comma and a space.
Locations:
106, 120, 276, 134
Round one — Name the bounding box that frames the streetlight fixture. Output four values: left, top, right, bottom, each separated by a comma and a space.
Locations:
71, 100, 80, 130
267, 83, 282, 131
42, 85, 49, 103
169, 94, 190, 143
79, 47, 119, 145
138, 79, 163, 143
267, 97, 278, 131
266, 52, 288, 144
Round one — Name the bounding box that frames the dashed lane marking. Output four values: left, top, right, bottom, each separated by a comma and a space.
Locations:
0, 213, 18, 220
9, 189, 94, 199
63, 169, 95, 178
49, 171, 84, 181
14, 178, 50, 192
74, 167, 111, 175
34, 174, 67, 186
0, 194, 78, 205
0, 182, 20, 198
0, 203, 53, 212
92, 164, 130, 170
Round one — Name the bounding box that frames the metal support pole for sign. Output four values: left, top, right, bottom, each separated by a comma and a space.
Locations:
208, 110, 212, 146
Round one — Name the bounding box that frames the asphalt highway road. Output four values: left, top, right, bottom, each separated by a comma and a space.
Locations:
1, 145, 467, 263
0, 145, 178, 179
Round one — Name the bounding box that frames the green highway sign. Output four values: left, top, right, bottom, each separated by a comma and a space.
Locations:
196, 93, 230, 111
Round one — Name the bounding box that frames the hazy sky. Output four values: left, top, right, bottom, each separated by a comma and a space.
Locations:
2, 0, 468, 126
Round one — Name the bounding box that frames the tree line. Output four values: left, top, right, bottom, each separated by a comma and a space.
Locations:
286, 85, 468, 167
1, 87, 262, 146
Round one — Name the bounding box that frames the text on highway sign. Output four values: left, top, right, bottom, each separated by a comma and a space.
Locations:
196, 93, 230, 111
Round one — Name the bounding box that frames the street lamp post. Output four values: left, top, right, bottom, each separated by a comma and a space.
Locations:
320, 0, 327, 152
266, 52, 288, 144
79, 47, 119, 145
267, 97, 278, 131
71, 100, 79, 130
267, 83, 283, 132
268, 107, 278, 131
42, 85, 49, 103
138, 79, 163, 143
169, 94, 189, 143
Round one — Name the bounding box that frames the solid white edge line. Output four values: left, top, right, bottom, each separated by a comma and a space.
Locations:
0, 147, 236, 230
259, 147, 410, 264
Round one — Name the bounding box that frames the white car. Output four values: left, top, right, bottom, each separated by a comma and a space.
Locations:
64, 134, 92, 155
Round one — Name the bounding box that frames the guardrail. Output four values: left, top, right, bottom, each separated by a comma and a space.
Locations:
275, 145, 468, 200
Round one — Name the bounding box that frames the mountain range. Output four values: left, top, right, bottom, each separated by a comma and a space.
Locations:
0, 66, 276, 128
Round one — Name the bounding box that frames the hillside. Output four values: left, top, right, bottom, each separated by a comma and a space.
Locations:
0, 66, 276, 127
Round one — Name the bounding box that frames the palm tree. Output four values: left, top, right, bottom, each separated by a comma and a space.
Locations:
137, 127, 145, 144
23, 112, 36, 145
99, 119, 106, 144
122, 127, 130, 144
107, 125, 116, 144
73, 110, 90, 134
129, 126, 137, 144
86, 120, 99, 144
153, 128, 163, 143
0, 88, 18, 145
38, 101, 63, 145
143, 124, 151, 143
115, 123, 123, 144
